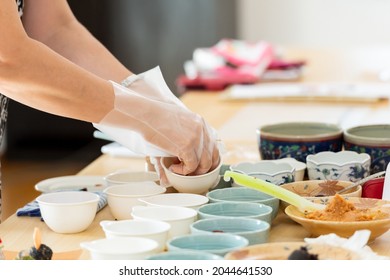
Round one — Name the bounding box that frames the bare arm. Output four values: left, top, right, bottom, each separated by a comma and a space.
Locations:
0, 0, 130, 123
22, 0, 132, 81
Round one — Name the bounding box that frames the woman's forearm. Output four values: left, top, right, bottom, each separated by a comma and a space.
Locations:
0, 36, 114, 123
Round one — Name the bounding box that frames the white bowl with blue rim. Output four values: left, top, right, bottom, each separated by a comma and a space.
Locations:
306, 151, 371, 182
230, 161, 295, 186
268, 158, 307, 181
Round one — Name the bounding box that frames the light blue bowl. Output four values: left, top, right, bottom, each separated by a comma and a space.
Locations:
206, 187, 279, 219
147, 250, 223, 260
167, 233, 249, 256
197, 201, 272, 224
190, 217, 270, 245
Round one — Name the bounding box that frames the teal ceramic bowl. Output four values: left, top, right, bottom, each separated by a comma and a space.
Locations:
167, 233, 249, 256
190, 217, 270, 245
206, 187, 279, 219
147, 250, 223, 260
197, 201, 272, 224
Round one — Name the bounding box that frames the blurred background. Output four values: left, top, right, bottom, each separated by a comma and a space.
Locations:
3, 0, 390, 219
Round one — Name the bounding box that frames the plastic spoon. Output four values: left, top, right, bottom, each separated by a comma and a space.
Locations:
223, 171, 325, 213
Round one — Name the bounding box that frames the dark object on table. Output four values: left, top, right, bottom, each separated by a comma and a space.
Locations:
288, 246, 318, 260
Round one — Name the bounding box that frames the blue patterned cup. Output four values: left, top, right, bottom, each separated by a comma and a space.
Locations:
257, 122, 343, 163
344, 124, 390, 174
306, 151, 371, 182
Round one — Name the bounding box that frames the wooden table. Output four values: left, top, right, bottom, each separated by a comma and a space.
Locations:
1, 47, 390, 259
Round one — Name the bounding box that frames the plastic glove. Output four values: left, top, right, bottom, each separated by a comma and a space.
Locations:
121, 66, 183, 106
94, 67, 220, 185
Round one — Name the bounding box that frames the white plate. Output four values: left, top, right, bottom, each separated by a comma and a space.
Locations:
35, 175, 106, 193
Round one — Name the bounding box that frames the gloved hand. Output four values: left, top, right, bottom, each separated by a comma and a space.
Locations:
94, 67, 221, 186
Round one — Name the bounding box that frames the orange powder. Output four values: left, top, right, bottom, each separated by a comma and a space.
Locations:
306, 194, 388, 222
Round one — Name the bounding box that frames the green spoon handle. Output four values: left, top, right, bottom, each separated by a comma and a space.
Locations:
224, 171, 325, 212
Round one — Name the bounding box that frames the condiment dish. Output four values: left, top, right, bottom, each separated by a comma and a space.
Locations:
285, 197, 390, 241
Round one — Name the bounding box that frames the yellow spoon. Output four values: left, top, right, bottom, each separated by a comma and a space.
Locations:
224, 171, 325, 213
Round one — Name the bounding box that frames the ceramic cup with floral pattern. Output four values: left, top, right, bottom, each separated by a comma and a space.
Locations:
344, 124, 390, 174
257, 122, 343, 163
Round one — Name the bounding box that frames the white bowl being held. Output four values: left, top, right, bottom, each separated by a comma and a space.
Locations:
160, 157, 222, 194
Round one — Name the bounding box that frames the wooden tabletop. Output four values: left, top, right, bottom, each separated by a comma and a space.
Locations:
1, 47, 390, 259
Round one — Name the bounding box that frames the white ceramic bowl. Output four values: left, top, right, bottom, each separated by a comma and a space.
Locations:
100, 219, 171, 252
139, 193, 209, 209
160, 157, 222, 194
131, 205, 198, 238
230, 161, 295, 186
103, 181, 166, 220
80, 237, 159, 260
104, 170, 159, 186
306, 151, 371, 182
36, 191, 99, 234
269, 158, 307, 181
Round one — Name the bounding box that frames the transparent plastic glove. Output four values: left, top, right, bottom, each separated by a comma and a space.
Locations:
121, 66, 183, 106
94, 68, 220, 184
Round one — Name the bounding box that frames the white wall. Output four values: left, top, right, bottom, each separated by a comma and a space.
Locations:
237, 0, 390, 48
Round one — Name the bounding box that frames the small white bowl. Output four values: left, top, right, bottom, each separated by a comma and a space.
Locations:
36, 191, 99, 234
104, 170, 159, 186
139, 193, 209, 209
80, 237, 159, 260
160, 157, 222, 194
230, 161, 295, 186
269, 158, 307, 181
306, 151, 371, 182
100, 219, 171, 252
131, 205, 198, 238
104, 181, 166, 220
